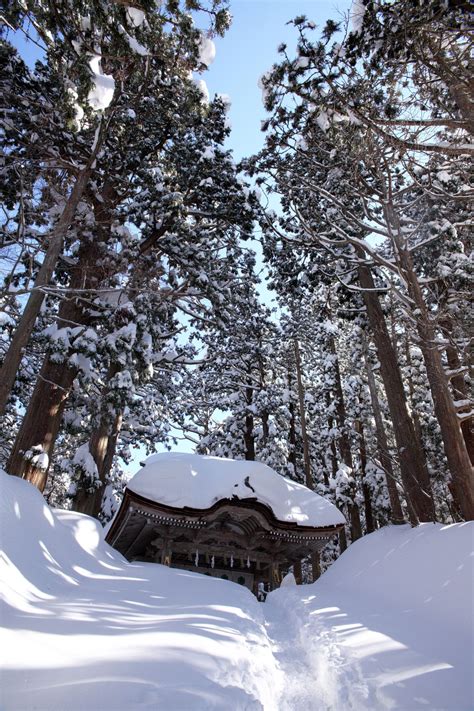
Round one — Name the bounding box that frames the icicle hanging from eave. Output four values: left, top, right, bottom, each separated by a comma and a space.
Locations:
194, 549, 199, 566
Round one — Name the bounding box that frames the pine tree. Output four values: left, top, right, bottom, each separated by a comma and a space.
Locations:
251, 9, 473, 519
2, 0, 257, 501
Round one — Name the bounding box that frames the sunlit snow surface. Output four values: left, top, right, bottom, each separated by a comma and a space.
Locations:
266, 523, 474, 710
0, 472, 278, 710
1, 470, 473, 710
126, 452, 346, 527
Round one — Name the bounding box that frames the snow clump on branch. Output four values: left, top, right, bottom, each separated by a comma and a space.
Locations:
126, 6, 146, 28
349, 0, 366, 34
87, 54, 115, 111
197, 34, 216, 67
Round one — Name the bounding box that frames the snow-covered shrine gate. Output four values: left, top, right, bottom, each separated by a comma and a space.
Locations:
106, 488, 343, 594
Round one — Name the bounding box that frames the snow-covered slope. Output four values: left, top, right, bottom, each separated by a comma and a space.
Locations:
1, 469, 473, 711
266, 522, 474, 710
127, 452, 345, 527
0, 471, 279, 710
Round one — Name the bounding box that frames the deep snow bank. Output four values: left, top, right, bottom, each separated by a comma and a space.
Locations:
0, 471, 279, 710
267, 522, 474, 711
1, 470, 473, 711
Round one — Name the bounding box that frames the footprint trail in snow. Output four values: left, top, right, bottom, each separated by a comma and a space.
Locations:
263, 587, 371, 711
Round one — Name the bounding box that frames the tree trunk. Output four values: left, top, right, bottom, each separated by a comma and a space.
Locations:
294, 340, 330, 575
6, 241, 102, 488
73, 411, 123, 518
288, 401, 298, 477
358, 262, 435, 522
402, 255, 474, 520
404, 334, 426, 449
339, 527, 348, 553
440, 318, 474, 465
72, 361, 123, 517
6, 179, 115, 490
311, 551, 321, 582
244, 378, 256, 461
7, 359, 78, 490
293, 559, 302, 584
328, 336, 363, 541
294, 339, 312, 490
364, 345, 405, 524
355, 419, 375, 533
326, 393, 338, 481
258, 356, 270, 445
0, 129, 104, 416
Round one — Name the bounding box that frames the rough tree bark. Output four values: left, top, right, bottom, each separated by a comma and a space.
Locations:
354, 419, 375, 533
244, 376, 256, 461
363, 345, 405, 524
325, 389, 347, 553
358, 262, 435, 523
328, 336, 363, 542
440, 318, 474, 466
0, 126, 105, 416
7, 180, 115, 490
404, 335, 426, 450
293, 339, 312, 490
325, 392, 338, 481
287, 369, 298, 479
72, 363, 122, 518
73, 411, 123, 518
294, 339, 333, 574
401, 253, 474, 520
257, 354, 270, 445
6, 239, 104, 489
293, 559, 303, 584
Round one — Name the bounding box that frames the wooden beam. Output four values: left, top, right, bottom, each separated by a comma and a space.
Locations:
146, 526, 332, 563
151, 540, 278, 566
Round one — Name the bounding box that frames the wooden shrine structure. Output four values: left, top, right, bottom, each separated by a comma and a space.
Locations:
106, 486, 344, 595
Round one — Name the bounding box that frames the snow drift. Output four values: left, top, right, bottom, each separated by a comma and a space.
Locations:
1, 469, 473, 711
266, 522, 474, 710
0, 471, 279, 710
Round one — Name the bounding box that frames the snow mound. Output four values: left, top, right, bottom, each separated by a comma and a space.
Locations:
0, 471, 279, 710
2, 469, 472, 711
267, 522, 474, 711
127, 452, 345, 527
315, 522, 473, 633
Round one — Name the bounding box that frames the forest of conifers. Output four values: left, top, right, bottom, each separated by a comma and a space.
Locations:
1, 1, 473, 561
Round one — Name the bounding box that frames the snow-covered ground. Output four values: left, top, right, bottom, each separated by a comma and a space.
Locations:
0, 472, 278, 710
265, 523, 474, 710
1, 470, 473, 710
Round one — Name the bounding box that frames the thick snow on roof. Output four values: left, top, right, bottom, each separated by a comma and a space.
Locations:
127, 452, 345, 528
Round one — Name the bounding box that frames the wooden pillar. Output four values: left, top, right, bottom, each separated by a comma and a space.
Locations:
293, 560, 303, 585
161, 542, 172, 566
270, 562, 281, 590
311, 551, 321, 582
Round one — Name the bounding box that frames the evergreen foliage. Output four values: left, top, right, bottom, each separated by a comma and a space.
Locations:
1, 0, 472, 564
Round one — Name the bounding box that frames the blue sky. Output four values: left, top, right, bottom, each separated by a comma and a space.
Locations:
200, 0, 352, 312
10, 0, 351, 162
204, 0, 352, 160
